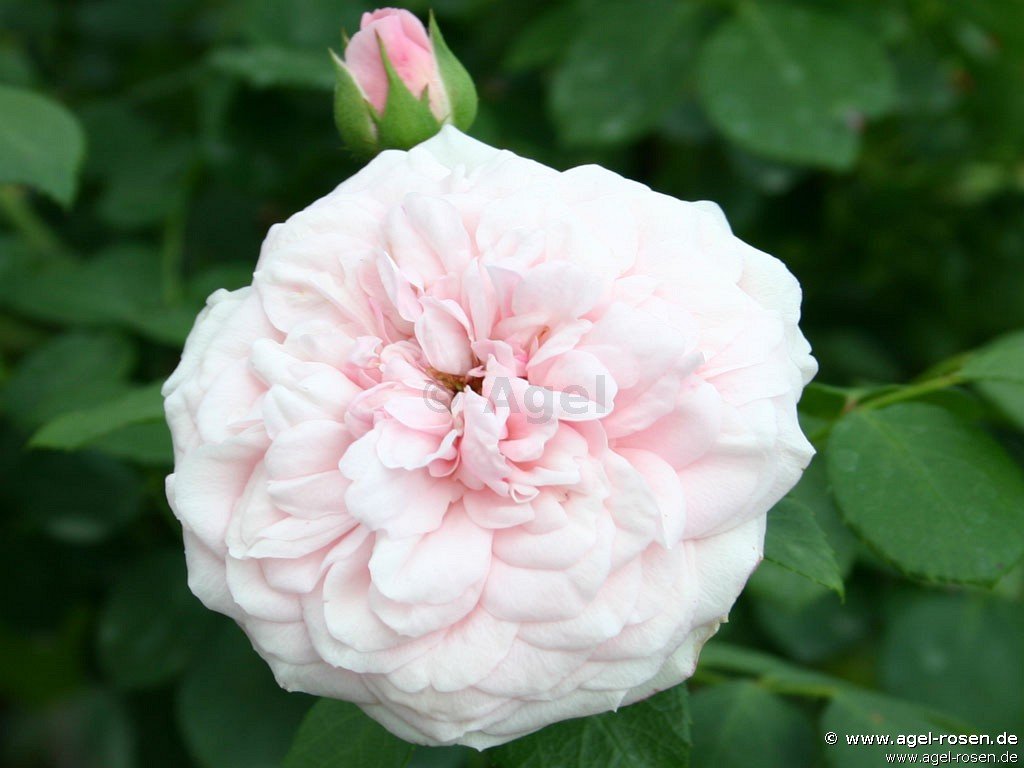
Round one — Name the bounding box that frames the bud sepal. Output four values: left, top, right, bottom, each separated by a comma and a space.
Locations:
429, 11, 477, 131
329, 8, 479, 157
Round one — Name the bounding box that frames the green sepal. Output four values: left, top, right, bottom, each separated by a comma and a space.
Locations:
330, 49, 377, 158
374, 33, 444, 151
429, 10, 477, 130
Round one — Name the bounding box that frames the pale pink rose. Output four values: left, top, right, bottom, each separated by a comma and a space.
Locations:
163, 127, 816, 748
343, 7, 447, 117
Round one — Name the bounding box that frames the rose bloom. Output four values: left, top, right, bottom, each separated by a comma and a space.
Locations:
164, 128, 816, 748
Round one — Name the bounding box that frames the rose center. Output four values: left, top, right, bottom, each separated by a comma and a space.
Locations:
429, 368, 484, 396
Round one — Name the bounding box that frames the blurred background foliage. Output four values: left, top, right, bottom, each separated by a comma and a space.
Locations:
0, 0, 1023, 766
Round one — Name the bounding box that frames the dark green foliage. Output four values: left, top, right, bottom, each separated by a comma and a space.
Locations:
1, 1, 1023, 766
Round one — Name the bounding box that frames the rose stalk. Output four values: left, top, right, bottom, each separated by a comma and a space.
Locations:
164, 8, 816, 749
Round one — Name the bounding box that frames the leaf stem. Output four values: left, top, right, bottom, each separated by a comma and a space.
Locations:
160, 159, 201, 306
0, 185, 66, 257
855, 372, 963, 412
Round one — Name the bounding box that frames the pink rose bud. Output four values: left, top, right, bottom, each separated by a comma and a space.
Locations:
331, 8, 477, 156
345, 8, 444, 116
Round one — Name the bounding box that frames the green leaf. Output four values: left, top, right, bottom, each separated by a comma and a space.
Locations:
186, 263, 256, 303
550, 0, 705, 145
787, 458, 859, 575
827, 403, 1024, 584
221, 0, 367, 50
0, 84, 86, 205
283, 699, 415, 768
0, 41, 37, 88
751, 584, 871, 664
973, 380, 1024, 431
750, 458, 859, 610
697, 2, 895, 169
0, 245, 196, 346
125, 305, 196, 346
81, 103, 192, 230
97, 142, 191, 230
962, 331, 1024, 429
747, 560, 831, 610
690, 681, 816, 768
491, 684, 690, 768
178, 622, 313, 768
797, 383, 853, 439
0, 245, 151, 325
502, 4, 577, 73
86, 420, 173, 467
879, 592, 1024, 732
0, 331, 135, 430
821, 689, 974, 768
98, 550, 216, 689
210, 46, 335, 90
764, 498, 845, 597
31, 382, 164, 451
408, 746, 473, 768
962, 330, 1024, 384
